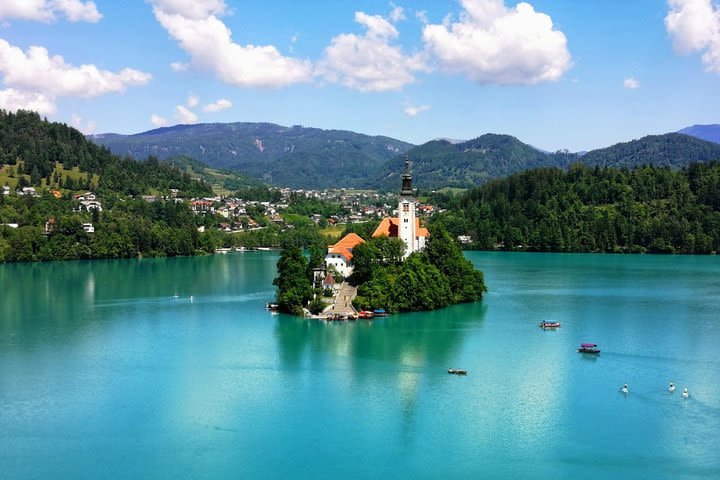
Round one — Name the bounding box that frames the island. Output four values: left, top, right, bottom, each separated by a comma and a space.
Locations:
273, 161, 487, 316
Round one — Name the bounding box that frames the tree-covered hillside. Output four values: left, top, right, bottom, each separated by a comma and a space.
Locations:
579, 133, 720, 169
0, 110, 213, 198
432, 162, 720, 254
373, 134, 577, 191
89, 122, 414, 189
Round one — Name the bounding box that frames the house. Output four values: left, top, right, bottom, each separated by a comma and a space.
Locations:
17, 187, 37, 196
270, 214, 285, 225
169, 188, 179, 197
78, 200, 102, 212
324, 232, 365, 277
322, 273, 336, 291
44, 217, 55, 235
50, 190, 62, 198
2, 185, 9, 196
218, 222, 232, 232
82, 223, 94, 233
190, 200, 213, 214
458, 235, 473, 244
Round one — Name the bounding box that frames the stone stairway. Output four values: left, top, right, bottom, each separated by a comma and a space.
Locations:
324, 282, 358, 316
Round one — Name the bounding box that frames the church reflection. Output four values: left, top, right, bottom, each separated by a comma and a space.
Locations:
274, 301, 489, 424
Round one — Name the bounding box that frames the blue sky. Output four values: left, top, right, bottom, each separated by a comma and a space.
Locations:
1, 0, 719, 152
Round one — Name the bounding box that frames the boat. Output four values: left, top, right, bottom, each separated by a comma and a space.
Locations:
266, 302, 280, 311
577, 343, 601, 353
539, 320, 561, 329
214, 247, 232, 254
373, 309, 389, 317
234, 246, 247, 252
448, 369, 467, 375
358, 310, 375, 319
256, 247, 272, 251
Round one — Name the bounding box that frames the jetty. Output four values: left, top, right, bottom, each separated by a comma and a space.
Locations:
322, 281, 358, 319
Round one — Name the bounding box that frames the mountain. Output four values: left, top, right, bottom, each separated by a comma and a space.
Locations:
372, 134, 578, 191
579, 133, 720, 169
89, 122, 414, 189
678, 124, 720, 144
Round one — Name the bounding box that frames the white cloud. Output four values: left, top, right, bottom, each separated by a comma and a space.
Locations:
416, 10, 429, 24
623, 77, 640, 89
0, 39, 151, 98
203, 98, 232, 112
404, 104, 430, 117
0, 88, 55, 114
389, 5, 406, 23
151, 0, 226, 20
666, 0, 720, 73
0, 0, 101, 23
175, 105, 198, 123
187, 95, 199, 107
317, 10, 428, 92
151, 114, 169, 127
70, 113, 96, 133
151, 1, 312, 88
170, 61, 189, 72
422, 0, 572, 85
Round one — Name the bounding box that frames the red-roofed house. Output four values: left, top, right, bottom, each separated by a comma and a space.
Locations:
324, 232, 365, 277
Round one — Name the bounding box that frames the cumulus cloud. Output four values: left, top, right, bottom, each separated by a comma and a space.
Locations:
170, 61, 188, 72
0, 39, 151, 97
666, 0, 720, 73
623, 77, 640, 89
0, 88, 55, 114
151, 114, 169, 127
404, 104, 430, 117
176, 105, 198, 123
422, 0, 572, 85
0, 0, 101, 23
186, 95, 199, 107
317, 10, 428, 92
70, 113, 96, 134
203, 98, 232, 112
151, 1, 312, 88
416, 10, 429, 24
389, 5, 406, 23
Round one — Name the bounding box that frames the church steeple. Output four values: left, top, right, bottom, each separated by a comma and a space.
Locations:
400, 158, 414, 197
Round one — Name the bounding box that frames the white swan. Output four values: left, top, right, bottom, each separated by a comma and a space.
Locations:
621, 384, 628, 394
682, 387, 689, 398
668, 383, 675, 392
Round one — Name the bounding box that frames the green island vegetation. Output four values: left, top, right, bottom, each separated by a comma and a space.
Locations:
430, 163, 720, 254
272, 225, 487, 315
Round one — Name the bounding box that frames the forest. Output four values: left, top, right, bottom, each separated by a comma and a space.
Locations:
431, 162, 720, 254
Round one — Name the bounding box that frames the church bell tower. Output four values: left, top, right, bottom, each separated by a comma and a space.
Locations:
398, 159, 417, 258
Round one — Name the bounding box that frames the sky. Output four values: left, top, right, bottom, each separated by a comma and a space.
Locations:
0, 0, 719, 152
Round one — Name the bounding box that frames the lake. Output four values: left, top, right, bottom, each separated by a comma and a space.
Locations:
1, 252, 719, 479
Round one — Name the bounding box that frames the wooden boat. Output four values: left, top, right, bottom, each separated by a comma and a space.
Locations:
358, 310, 375, 319
577, 343, 601, 353
539, 320, 561, 329
448, 369, 467, 375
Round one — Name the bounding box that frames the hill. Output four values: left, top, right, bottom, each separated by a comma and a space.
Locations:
432, 162, 720, 254
372, 134, 578, 191
678, 124, 720, 144
579, 133, 720, 169
89, 122, 414, 189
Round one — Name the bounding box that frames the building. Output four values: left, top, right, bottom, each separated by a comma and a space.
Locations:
324, 232, 365, 277
372, 159, 428, 258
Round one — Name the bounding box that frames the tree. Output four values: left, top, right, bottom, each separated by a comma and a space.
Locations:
273, 246, 313, 315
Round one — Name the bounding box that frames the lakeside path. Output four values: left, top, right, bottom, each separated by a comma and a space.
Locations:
324, 282, 357, 317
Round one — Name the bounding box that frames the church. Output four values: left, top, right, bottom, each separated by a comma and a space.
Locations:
324, 160, 428, 276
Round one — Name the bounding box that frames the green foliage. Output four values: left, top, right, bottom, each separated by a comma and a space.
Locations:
434, 162, 720, 254
351, 229, 486, 313
308, 296, 327, 315
273, 246, 313, 315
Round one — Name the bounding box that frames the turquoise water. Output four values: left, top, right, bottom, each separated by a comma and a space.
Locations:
1, 252, 719, 479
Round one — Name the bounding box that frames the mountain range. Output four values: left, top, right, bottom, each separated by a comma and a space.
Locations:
89, 122, 720, 191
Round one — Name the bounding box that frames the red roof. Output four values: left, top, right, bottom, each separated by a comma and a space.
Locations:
328, 233, 365, 261
372, 218, 428, 238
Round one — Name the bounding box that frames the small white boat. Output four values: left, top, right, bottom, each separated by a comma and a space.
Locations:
256, 247, 271, 251
214, 248, 232, 254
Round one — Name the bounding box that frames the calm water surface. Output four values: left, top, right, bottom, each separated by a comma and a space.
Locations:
1, 252, 719, 479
